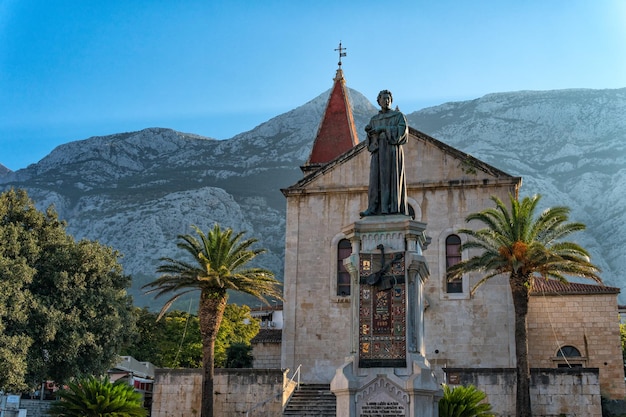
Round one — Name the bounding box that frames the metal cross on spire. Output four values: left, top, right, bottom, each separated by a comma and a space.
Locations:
335, 41, 347, 67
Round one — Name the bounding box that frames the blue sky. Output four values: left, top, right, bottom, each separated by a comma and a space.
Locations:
1, 0, 625, 171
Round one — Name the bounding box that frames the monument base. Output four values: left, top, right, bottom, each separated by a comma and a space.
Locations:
331, 353, 441, 417
333, 215, 441, 416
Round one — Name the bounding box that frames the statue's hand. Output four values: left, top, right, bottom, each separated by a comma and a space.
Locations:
367, 134, 379, 152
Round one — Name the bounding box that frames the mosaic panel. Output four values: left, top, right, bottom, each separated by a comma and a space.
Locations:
359, 254, 406, 368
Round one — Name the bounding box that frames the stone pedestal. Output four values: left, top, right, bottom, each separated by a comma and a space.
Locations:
331, 215, 441, 417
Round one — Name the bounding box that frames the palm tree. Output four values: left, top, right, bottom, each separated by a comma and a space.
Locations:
143, 224, 283, 417
447, 194, 601, 417
439, 384, 494, 417
48, 376, 147, 417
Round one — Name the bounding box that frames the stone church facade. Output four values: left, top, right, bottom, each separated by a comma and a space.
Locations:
279, 66, 625, 403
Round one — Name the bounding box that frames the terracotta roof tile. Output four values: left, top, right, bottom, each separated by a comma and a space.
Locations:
251, 329, 282, 344
531, 278, 619, 296
305, 69, 359, 167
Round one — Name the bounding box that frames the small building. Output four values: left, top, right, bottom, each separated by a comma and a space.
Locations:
250, 304, 283, 369
250, 303, 283, 329
108, 356, 156, 413
528, 279, 624, 397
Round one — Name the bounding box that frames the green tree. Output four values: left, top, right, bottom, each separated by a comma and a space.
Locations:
0, 188, 135, 391
214, 304, 260, 367
0, 197, 34, 391
121, 308, 202, 368
159, 311, 203, 368
47, 376, 147, 417
122, 308, 202, 368
121, 308, 166, 367
123, 304, 259, 368
143, 224, 282, 417
447, 194, 601, 417
439, 384, 494, 417
225, 343, 254, 368
0, 188, 48, 392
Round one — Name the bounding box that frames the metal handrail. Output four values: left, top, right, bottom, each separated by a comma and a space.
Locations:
287, 364, 301, 391
245, 365, 302, 417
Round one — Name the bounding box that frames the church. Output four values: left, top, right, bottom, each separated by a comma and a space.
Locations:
277, 59, 625, 413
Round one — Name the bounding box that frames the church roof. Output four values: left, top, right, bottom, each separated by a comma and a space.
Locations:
531, 278, 619, 296
302, 67, 359, 173
283, 126, 521, 196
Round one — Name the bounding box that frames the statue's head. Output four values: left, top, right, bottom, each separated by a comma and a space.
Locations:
377, 90, 393, 107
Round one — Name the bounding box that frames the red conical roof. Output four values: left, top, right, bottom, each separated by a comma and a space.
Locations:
303, 68, 359, 172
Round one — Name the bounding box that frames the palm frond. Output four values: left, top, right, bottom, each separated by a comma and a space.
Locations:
450, 193, 601, 296
470, 271, 504, 296
439, 384, 494, 417
143, 223, 283, 318
155, 289, 196, 320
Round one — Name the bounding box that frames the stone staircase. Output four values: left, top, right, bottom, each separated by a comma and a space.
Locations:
283, 383, 336, 417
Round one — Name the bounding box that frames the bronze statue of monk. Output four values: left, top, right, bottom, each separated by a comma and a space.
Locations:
360, 90, 409, 217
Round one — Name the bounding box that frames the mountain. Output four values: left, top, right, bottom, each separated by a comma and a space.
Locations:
0, 163, 10, 176
0, 89, 377, 307
1, 87, 625, 305
406, 88, 626, 296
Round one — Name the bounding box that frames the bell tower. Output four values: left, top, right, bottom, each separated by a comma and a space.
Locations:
302, 42, 359, 174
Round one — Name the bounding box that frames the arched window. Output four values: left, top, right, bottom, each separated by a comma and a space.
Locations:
337, 239, 352, 296
555, 345, 584, 368
445, 234, 462, 293
557, 345, 581, 358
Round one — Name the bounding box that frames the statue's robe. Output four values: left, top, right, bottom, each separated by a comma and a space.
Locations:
363, 109, 409, 216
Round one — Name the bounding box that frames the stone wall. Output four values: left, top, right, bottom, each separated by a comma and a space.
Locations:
252, 342, 281, 368
12, 399, 51, 416
444, 367, 602, 417
152, 369, 203, 417
15, 367, 608, 416
151, 368, 296, 417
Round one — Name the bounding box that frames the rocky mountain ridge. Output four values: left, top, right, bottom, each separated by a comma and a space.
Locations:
407, 88, 626, 295
2, 87, 624, 305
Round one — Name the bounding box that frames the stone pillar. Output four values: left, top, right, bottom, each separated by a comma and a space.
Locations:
407, 255, 428, 356
331, 215, 441, 417
346, 236, 361, 355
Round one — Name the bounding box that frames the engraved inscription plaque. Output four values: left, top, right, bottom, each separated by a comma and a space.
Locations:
360, 401, 405, 417
355, 376, 409, 417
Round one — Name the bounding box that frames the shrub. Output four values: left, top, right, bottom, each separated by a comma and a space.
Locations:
439, 384, 494, 417
47, 376, 147, 417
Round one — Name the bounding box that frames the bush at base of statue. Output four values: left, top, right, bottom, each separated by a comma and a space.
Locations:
439, 384, 494, 417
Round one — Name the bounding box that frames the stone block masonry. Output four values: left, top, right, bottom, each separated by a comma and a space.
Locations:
151, 368, 295, 416
443, 367, 602, 417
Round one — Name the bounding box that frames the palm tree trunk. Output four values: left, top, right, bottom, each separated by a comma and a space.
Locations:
198, 290, 228, 417
510, 274, 532, 417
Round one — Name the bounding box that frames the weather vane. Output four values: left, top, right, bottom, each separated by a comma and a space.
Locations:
335, 41, 347, 67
